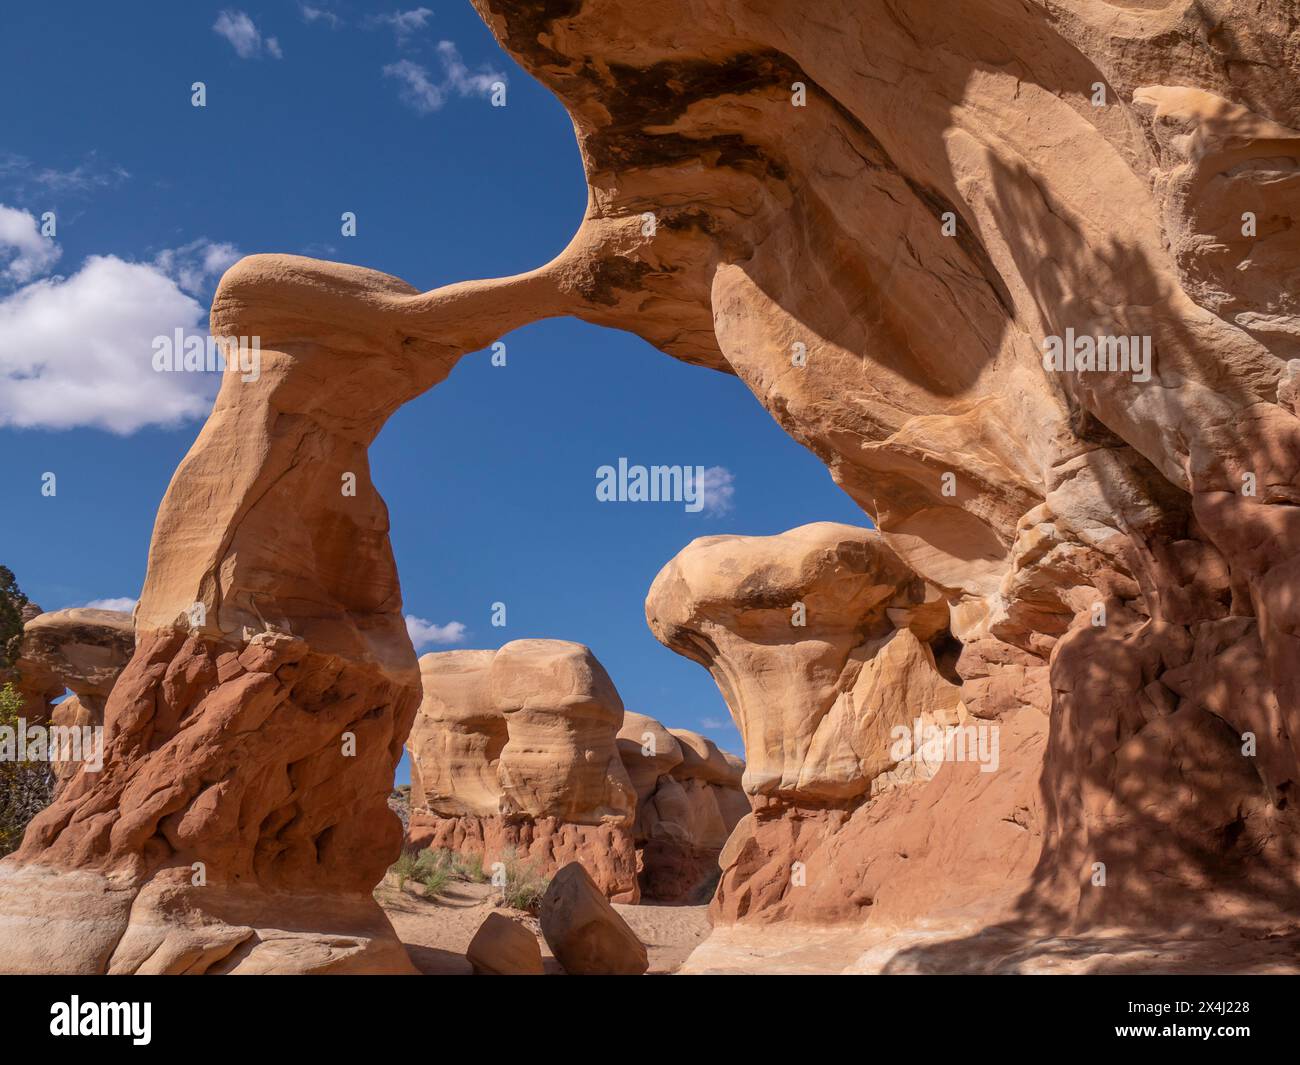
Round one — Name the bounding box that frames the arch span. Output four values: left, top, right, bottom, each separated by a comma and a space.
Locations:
3, 0, 1300, 972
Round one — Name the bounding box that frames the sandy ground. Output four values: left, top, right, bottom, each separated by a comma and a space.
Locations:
379, 876, 1300, 975
376, 876, 712, 975
680, 921, 1300, 974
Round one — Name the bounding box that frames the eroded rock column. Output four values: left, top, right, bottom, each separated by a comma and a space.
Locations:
0, 254, 583, 973
406, 640, 640, 901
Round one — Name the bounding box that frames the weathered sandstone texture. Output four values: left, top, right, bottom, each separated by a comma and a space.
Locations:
539, 862, 649, 976
10, 609, 136, 790
649, 523, 1042, 930
4, 0, 1299, 972
406, 640, 640, 902
466, 911, 544, 975
12, 608, 135, 727
616, 712, 749, 901
404, 649, 747, 904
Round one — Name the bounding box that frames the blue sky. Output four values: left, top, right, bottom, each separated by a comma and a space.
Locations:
0, 2, 869, 776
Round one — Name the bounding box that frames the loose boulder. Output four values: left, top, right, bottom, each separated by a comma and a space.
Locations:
539, 862, 648, 976
466, 912, 544, 976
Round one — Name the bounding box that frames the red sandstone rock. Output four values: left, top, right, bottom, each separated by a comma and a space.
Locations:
404, 641, 639, 902
4, 0, 1299, 974
539, 862, 648, 976
466, 911, 543, 975
12, 608, 134, 726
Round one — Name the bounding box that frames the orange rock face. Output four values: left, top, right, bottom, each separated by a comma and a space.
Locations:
12, 608, 135, 726
405, 651, 748, 904
406, 641, 639, 902
4, 0, 1299, 972
617, 713, 749, 901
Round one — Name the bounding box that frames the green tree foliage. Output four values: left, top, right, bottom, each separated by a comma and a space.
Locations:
0, 681, 55, 857
0, 566, 30, 670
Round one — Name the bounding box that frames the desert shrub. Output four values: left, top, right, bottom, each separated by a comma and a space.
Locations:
420, 865, 453, 898
496, 849, 549, 913
414, 847, 453, 878
456, 851, 487, 883
392, 846, 493, 896
0, 681, 55, 857
413, 846, 490, 884
390, 849, 420, 890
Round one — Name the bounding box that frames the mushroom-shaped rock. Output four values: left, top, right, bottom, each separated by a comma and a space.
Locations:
539, 862, 647, 976
489, 639, 635, 824
13, 608, 135, 725
647, 523, 959, 803
616, 710, 683, 804
409, 650, 504, 818
405, 640, 640, 901
466, 912, 544, 975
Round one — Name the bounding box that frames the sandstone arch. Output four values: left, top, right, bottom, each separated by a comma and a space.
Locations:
2, 0, 1299, 972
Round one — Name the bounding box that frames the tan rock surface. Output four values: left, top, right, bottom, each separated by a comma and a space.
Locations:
466, 911, 543, 975
617, 714, 749, 901
490, 639, 635, 825
648, 523, 959, 804
408, 650, 503, 819
539, 862, 648, 976
405, 641, 639, 901
12, 608, 135, 725
5, 0, 1300, 973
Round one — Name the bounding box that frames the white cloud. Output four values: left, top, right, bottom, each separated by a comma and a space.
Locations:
405, 615, 468, 650
0, 253, 219, 433
383, 59, 444, 113
213, 10, 283, 59
0, 205, 61, 284
434, 40, 501, 96
371, 7, 433, 41
698, 465, 736, 516
153, 238, 241, 297
78, 597, 137, 613
383, 44, 504, 114
0, 153, 129, 196
300, 3, 342, 28
699, 716, 733, 730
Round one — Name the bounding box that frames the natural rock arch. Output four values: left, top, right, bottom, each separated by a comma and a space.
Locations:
2, 0, 1298, 972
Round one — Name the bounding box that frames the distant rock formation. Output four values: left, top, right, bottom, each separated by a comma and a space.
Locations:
12, 609, 135, 789
11, 608, 135, 727
616, 713, 748, 901
405, 640, 748, 903
407, 640, 640, 902
4, 0, 1298, 973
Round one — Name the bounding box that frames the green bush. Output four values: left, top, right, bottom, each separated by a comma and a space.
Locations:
457, 851, 487, 883
390, 849, 420, 890
496, 849, 549, 913
0, 681, 55, 857
392, 846, 493, 896
420, 865, 453, 898
0, 566, 28, 671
